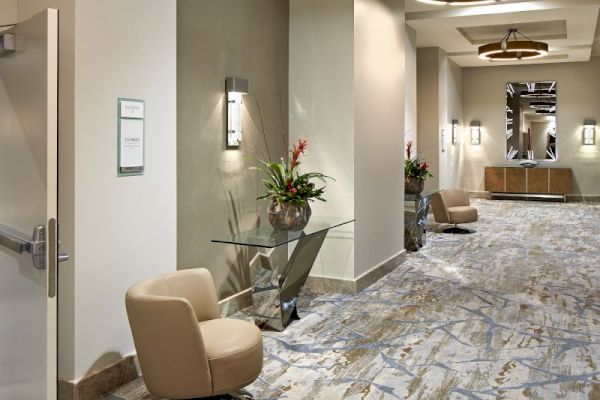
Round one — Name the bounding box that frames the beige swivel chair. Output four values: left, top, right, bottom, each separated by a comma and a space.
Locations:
431, 188, 478, 234
125, 268, 263, 399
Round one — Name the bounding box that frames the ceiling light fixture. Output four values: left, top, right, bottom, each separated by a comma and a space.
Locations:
417, 0, 500, 5
529, 101, 555, 109
521, 90, 556, 99
536, 110, 556, 115
479, 28, 548, 61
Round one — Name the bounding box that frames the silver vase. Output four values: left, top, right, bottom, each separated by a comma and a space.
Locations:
268, 200, 312, 231
405, 177, 425, 194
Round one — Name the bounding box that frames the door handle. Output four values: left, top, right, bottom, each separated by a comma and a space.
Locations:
58, 252, 69, 262
0, 224, 46, 269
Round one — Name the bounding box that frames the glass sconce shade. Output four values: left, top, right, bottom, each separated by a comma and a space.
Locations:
225, 77, 248, 148
583, 119, 596, 146
471, 121, 481, 145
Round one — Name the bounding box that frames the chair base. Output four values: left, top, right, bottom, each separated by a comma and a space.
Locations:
203, 389, 255, 399
442, 226, 475, 234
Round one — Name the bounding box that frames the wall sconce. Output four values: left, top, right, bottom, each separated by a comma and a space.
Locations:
470, 121, 481, 145
225, 77, 248, 148
583, 119, 596, 146
441, 128, 446, 152
451, 119, 459, 144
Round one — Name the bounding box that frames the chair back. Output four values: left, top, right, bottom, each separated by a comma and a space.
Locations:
125, 268, 219, 398
431, 188, 470, 223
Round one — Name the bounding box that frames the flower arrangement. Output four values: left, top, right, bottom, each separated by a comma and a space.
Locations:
255, 139, 333, 206
404, 141, 433, 180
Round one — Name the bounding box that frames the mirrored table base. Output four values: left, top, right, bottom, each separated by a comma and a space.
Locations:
249, 230, 328, 331
404, 196, 433, 252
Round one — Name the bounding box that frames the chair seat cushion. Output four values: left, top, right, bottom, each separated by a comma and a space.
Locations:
447, 206, 478, 224
198, 318, 263, 394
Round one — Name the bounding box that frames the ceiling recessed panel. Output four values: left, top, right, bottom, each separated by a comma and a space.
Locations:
406, 0, 600, 66
458, 20, 567, 45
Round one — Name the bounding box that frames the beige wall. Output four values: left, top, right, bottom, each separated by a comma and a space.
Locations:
18, 0, 177, 381
417, 47, 463, 192
177, 0, 289, 299
289, 0, 355, 280
0, 0, 17, 26
463, 57, 600, 195
405, 25, 417, 148
417, 48, 442, 192
441, 58, 463, 189
289, 0, 406, 281
354, 0, 405, 276
71, 0, 177, 380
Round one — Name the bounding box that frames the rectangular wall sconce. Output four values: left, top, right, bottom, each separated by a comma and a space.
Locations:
470, 120, 481, 145
451, 119, 458, 144
441, 128, 446, 152
583, 119, 596, 146
0, 34, 16, 56
225, 77, 248, 148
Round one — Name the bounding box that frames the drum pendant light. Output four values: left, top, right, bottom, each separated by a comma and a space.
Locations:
479, 29, 548, 61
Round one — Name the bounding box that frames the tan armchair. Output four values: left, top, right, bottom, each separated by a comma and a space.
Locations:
431, 188, 478, 234
125, 268, 263, 399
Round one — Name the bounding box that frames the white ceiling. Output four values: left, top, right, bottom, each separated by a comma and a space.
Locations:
406, 0, 600, 67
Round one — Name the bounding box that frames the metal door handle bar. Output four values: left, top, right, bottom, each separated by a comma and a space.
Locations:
0, 224, 46, 269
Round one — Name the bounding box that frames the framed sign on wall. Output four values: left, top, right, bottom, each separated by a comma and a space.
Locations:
118, 98, 145, 176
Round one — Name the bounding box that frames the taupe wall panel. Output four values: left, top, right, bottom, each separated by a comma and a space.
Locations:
177, 0, 289, 299
463, 57, 600, 195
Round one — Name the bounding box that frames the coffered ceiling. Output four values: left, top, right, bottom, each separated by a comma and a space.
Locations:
406, 0, 600, 67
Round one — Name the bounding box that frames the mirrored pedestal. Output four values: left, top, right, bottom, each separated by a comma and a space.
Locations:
212, 217, 354, 331
404, 191, 438, 252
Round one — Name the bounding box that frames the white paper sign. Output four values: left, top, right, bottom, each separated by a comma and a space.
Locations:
120, 119, 144, 168
120, 100, 145, 119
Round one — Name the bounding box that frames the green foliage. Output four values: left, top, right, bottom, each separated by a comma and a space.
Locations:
404, 141, 433, 180
252, 140, 334, 206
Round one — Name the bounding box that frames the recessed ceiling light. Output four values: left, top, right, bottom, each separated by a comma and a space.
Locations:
417, 0, 500, 4
479, 29, 549, 61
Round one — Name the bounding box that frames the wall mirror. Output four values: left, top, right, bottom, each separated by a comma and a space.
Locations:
506, 81, 557, 161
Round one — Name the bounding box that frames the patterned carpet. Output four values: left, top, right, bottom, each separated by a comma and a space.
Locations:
106, 199, 600, 400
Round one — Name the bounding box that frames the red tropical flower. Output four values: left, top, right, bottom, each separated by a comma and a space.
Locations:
291, 139, 308, 170
404, 141, 433, 180
254, 138, 334, 206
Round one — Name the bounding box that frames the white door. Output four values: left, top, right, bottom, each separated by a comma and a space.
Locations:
0, 9, 59, 400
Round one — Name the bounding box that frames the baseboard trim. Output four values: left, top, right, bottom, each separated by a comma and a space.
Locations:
306, 249, 406, 295
356, 249, 406, 292
567, 195, 600, 203
469, 191, 491, 199
58, 355, 138, 400
219, 287, 253, 317
305, 275, 357, 294
471, 191, 600, 203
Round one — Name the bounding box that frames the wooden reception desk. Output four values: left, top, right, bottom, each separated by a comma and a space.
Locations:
485, 167, 572, 200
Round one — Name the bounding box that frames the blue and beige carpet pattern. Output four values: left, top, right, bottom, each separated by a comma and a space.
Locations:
107, 200, 600, 399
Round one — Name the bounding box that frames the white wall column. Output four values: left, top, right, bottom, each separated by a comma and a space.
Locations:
290, 0, 406, 284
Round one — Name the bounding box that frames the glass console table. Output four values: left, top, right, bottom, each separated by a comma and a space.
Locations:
404, 190, 439, 251
212, 217, 354, 331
